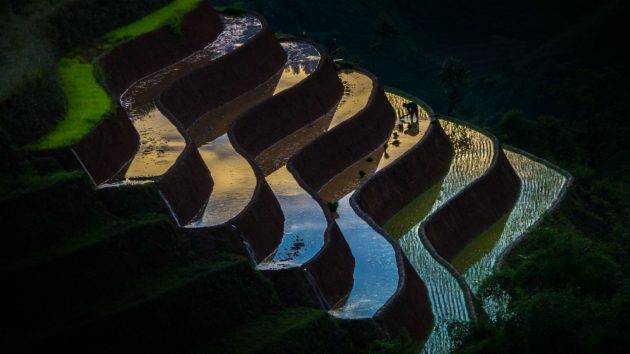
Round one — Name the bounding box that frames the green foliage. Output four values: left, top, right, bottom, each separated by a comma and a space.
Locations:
215, 4, 248, 15
104, 0, 202, 43
451, 179, 630, 353
327, 200, 340, 213
33, 58, 112, 149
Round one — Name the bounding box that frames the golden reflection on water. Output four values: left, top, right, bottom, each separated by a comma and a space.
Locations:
328, 70, 373, 128
123, 109, 185, 180
192, 134, 256, 226
260, 69, 376, 268
266, 166, 306, 196
273, 64, 311, 95
192, 41, 321, 226
109, 15, 263, 185
319, 148, 383, 203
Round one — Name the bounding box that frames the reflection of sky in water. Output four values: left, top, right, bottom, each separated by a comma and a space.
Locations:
258, 167, 327, 270
258, 71, 372, 270
331, 93, 429, 319
274, 41, 320, 95
463, 150, 567, 319
330, 192, 399, 318
110, 15, 262, 185
190, 41, 320, 227
385, 119, 493, 354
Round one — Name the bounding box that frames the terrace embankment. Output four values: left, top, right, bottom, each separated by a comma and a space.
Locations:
100, 1, 223, 96
216, 41, 342, 265
157, 14, 287, 130
281, 70, 396, 310
182, 41, 324, 263
231, 47, 343, 159
423, 147, 521, 264
73, 1, 223, 186
290, 72, 396, 192
348, 122, 453, 341
73, 107, 139, 185
354, 123, 454, 226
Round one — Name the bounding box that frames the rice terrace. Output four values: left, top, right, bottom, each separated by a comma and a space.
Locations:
2, 1, 629, 353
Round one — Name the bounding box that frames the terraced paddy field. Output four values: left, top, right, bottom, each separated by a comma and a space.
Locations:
258, 70, 374, 269
189, 40, 320, 227
457, 149, 568, 316
107, 15, 262, 186
7, 2, 574, 352
384, 118, 495, 353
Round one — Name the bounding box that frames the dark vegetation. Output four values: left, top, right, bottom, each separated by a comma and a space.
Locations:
213, 0, 630, 352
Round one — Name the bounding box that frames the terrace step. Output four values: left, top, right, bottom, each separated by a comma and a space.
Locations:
0, 170, 110, 264
11, 255, 280, 353
200, 308, 352, 354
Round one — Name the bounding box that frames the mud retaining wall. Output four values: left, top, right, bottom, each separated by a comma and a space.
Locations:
423, 147, 521, 263
100, 1, 223, 96
291, 74, 396, 192
279, 71, 395, 309
72, 106, 139, 185
158, 13, 287, 129
354, 123, 454, 226
348, 123, 453, 340
156, 143, 213, 225
231, 43, 343, 157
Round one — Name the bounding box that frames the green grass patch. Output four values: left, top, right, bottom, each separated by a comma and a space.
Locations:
0, 169, 83, 201
32, 1, 206, 150
104, 0, 203, 44
33, 58, 111, 149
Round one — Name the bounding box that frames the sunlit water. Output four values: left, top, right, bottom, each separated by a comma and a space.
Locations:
103, 15, 262, 186
257, 71, 375, 270
189, 41, 321, 227
460, 149, 567, 318
383, 118, 494, 353
329, 94, 430, 319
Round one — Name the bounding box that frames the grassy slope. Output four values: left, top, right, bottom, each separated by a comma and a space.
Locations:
33, 58, 111, 149
32, 0, 203, 150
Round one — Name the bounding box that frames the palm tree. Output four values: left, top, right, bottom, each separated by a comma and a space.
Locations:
439, 57, 469, 115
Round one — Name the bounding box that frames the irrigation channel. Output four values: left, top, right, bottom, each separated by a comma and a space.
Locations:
101, 15, 262, 187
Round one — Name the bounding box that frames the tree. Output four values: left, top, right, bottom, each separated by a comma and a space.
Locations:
369, 13, 399, 69
439, 57, 469, 115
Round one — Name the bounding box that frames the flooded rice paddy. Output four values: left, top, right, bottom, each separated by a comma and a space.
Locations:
189, 41, 321, 227
257, 70, 375, 270
383, 118, 494, 353
105, 15, 262, 186
458, 149, 567, 318
329, 93, 430, 319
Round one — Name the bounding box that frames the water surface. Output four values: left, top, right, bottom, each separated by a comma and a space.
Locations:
190, 41, 321, 227
106, 15, 262, 186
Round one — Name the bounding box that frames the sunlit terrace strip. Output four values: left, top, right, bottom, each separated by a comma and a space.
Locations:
102, 15, 261, 186
457, 148, 568, 317
188, 41, 321, 227
328, 93, 430, 319
257, 70, 373, 270
33, 0, 204, 150
382, 117, 494, 353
